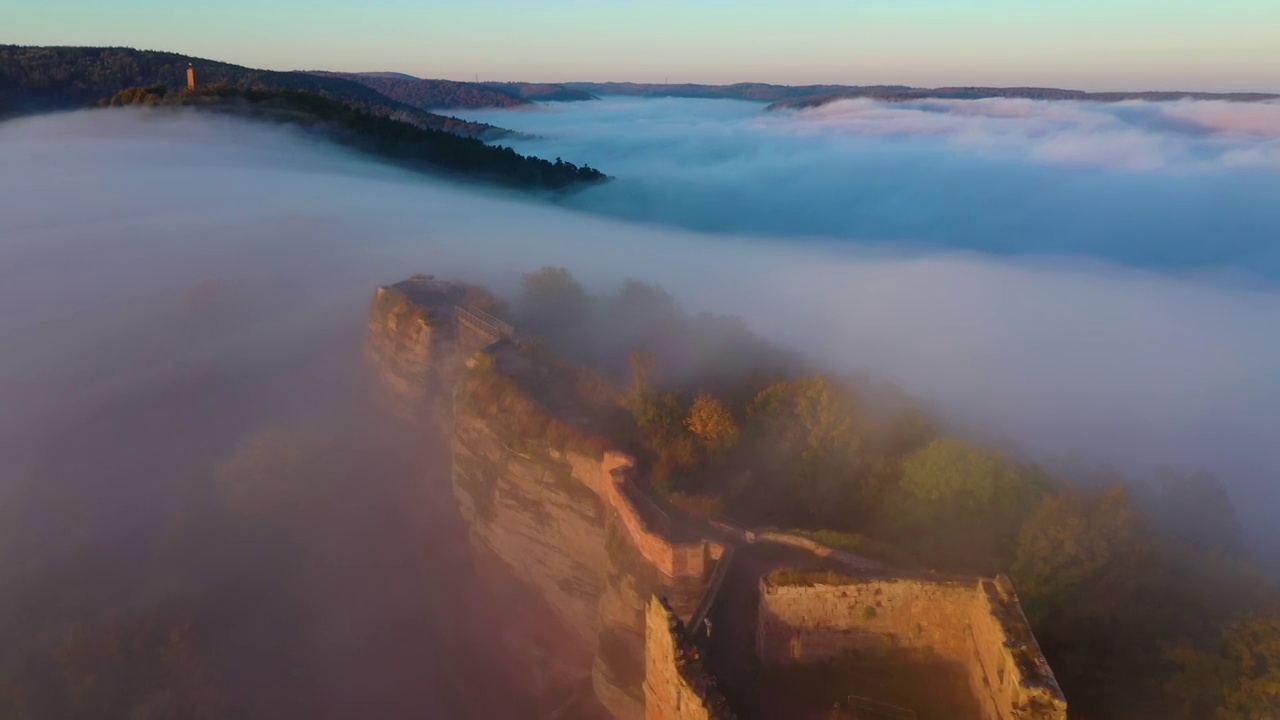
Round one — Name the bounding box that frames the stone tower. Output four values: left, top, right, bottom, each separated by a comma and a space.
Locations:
186, 64, 196, 92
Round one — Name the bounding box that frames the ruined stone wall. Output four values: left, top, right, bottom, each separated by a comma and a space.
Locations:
453, 379, 721, 720
756, 572, 1066, 720
967, 578, 1068, 720
445, 343, 728, 719
758, 576, 977, 664
603, 466, 717, 580
644, 598, 736, 720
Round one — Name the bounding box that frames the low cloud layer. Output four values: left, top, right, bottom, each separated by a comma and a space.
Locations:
457, 97, 1280, 278
1, 105, 1278, 553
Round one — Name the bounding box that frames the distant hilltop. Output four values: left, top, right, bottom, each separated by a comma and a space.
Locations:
559, 81, 1280, 108
0, 44, 508, 139
98, 85, 606, 191
309, 72, 598, 111
764, 85, 1280, 110
0, 45, 608, 191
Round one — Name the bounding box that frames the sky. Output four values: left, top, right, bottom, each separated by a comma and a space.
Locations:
4, 0, 1279, 91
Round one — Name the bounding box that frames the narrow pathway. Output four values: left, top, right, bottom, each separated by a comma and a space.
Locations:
700, 543, 828, 719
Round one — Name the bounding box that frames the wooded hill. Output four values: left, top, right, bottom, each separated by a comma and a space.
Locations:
563, 81, 901, 102
311, 72, 531, 110
310, 73, 598, 111
766, 86, 1280, 110
483, 82, 598, 103
102, 85, 606, 190
560, 80, 1280, 108
0, 45, 506, 139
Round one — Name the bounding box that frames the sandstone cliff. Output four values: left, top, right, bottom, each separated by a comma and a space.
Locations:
368, 278, 720, 720
365, 275, 504, 426
452, 342, 719, 720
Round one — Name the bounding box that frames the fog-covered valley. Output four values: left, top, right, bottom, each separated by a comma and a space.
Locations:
461, 96, 1280, 274
7, 104, 1278, 537
2, 99, 1280, 717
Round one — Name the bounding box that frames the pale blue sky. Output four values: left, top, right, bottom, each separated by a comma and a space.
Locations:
4, 0, 1278, 91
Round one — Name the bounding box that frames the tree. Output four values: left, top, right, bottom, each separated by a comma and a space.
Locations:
1012, 486, 1199, 719
1217, 613, 1280, 720
890, 438, 1044, 572
747, 376, 861, 462
627, 350, 655, 406
1013, 487, 1158, 623
685, 393, 739, 453
0, 609, 225, 720
215, 428, 317, 518
520, 267, 589, 336
876, 404, 938, 460
899, 438, 1029, 508
1138, 468, 1247, 559
1169, 612, 1280, 720
739, 376, 864, 524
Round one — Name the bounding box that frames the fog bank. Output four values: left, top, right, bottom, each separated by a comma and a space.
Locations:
457, 97, 1280, 278
2, 106, 1278, 554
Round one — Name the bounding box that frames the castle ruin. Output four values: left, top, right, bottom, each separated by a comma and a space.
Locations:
366, 274, 1067, 720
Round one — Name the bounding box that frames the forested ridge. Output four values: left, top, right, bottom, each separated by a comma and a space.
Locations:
563, 81, 897, 102
511, 267, 1280, 720
310, 72, 531, 110
481, 82, 598, 103
101, 86, 606, 190
0, 45, 505, 139
766, 86, 1280, 110
561, 80, 1279, 107
308, 74, 599, 110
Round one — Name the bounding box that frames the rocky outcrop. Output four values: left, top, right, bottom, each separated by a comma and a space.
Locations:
366, 275, 508, 425
369, 278, 721, 720
452, 346, 721, 720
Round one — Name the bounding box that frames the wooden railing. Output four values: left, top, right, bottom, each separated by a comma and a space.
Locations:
689, 545, 735, 646
455, 305, 514, 343
617, 474, 675, 538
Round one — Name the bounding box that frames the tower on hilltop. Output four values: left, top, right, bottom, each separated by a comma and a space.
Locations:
186, 64, 196, 92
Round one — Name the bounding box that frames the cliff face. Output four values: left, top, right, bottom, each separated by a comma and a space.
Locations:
452, 406, 610, 645
368, 278, 718, 720
452, 350, 718, 720
365, 277, 508, 426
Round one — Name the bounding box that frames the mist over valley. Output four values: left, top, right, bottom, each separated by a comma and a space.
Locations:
2, 40, 1280, 720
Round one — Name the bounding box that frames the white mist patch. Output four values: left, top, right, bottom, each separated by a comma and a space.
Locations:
1, 108, 1278, 548
454, 97, 1280, 277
